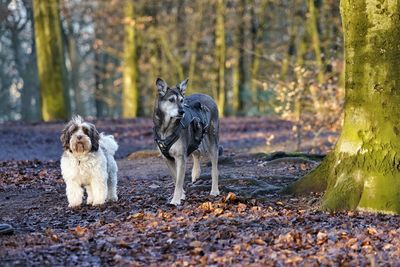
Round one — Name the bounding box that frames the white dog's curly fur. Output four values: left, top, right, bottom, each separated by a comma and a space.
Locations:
60, 115, 118, 208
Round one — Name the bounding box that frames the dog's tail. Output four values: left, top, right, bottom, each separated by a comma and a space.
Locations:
99, 133, 119, 156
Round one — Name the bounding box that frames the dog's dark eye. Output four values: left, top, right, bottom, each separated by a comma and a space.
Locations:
169, 98, 175, 103
82, 127, 89, 134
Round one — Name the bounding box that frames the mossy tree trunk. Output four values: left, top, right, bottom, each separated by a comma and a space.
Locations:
287, 0, 400, 214
33, 0, 68, 121
122, 0, 139, 118
215, 0, 226, 117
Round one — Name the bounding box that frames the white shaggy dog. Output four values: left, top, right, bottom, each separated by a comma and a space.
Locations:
60, 115, 118, 208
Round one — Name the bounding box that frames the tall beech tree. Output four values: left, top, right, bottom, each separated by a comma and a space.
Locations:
287, 0, 400, 214
237, 0, 252, 114
215, 0, 226, 117
306, 0, 324, 84
33, 0, 68, 121
122, 0, 138, 118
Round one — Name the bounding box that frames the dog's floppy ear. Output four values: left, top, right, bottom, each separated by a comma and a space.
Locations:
60, 122, 72, 151
177, 78, 188, 96
88, 123, 100, 152
156, 78, 168, 97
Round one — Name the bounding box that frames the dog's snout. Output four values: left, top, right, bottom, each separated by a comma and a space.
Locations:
178, 109, 185, 115
77, 135, 83, 140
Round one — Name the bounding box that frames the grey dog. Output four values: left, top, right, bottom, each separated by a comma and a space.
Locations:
153, 78, 221, 205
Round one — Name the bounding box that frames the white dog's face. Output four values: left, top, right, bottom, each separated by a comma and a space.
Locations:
60, 116, 99, 155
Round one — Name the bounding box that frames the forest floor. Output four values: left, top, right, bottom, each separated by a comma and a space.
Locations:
1, 117, 400, 266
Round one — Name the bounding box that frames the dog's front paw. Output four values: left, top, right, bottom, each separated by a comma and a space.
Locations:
68, 202, 82, 208
180, 191, 186, 201
191, 172, 200, 183
210, 189, 220, 196
170, 198, 181, 206
91, 200, 106, 206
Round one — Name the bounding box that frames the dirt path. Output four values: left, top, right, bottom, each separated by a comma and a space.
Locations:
0, 152, 316, 265
0, 152, 316, 233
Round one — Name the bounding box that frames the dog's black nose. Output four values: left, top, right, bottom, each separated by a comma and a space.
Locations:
77, 135, 83, 140
178, 109, 185, 115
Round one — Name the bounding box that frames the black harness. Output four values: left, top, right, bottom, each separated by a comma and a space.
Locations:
154, 101, 210, 160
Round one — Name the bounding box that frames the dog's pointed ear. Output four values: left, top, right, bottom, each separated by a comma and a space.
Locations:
89, 124, 100, 152
156, 78, 168, 96
177, 78, 188, 96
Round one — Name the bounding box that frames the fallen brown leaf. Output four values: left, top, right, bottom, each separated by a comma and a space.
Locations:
225, 192, 237, 203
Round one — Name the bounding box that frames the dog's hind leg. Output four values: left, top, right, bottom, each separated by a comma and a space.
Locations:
191, 151, 201, 183
91, 169, 108, 206
170, 156, 186, 205
107, 172, 118, 202
209, 143, 220, 196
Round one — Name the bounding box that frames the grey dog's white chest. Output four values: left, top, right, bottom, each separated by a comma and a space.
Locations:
166, 137, 207, 158
167, 139, 185, 158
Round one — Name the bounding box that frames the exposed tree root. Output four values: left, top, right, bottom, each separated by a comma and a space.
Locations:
258, 151, 326, 162
281, 154, 332, 195
261, 157, 318, 166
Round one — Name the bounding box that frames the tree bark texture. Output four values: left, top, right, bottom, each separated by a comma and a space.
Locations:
33, 0, 68, 121
122, 0, 139, 118
215, 0, 226, 117
287, 0, 400, 214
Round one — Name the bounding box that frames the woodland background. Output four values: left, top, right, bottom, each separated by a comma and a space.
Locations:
0, 0, 344, 139
4, 2, 400, 265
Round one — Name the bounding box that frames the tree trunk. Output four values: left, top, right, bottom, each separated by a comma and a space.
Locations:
307, 0, 324, 84
94, 51, 104, 118
20, 51, 40, 122
238, 0, 252, 114
232, 53, 240, 113
187, 1, 203, 96
67, 34, 84, 116
33, 0, 67, 121
287, 0, 400, 214
63, 7, 85, 117
215, 0, 225, 117
250, 0, 267, 110
122, 0, 139, 118
280, 0, 298, 82
10, 3, 40, 122
157, 33, 184, 81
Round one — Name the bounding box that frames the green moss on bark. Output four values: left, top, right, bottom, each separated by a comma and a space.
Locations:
215, 0, 226, 117
122, 0, 139, 118
33, 0, 67, 121
283, 154, 331, 195
286, 0, 400, 214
